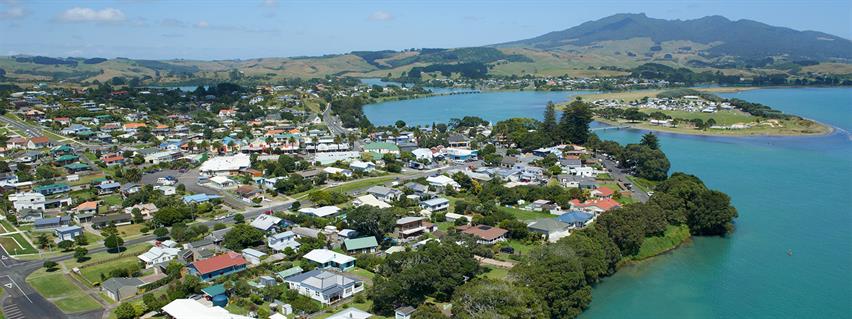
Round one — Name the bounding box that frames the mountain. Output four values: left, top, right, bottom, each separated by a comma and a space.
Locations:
496, 13, 852, 61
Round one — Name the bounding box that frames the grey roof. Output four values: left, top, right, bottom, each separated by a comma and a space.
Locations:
447, 134, 470, 143
101, 277, 144, 293
285, 269, 360, 295
396, 306, 416, 315
91, 213, 132, 224
421, 198, 449, 206
527, 218, 571, 232
189, 237, 215, 248
366, 186, 400, 197
404, 182, 428, 192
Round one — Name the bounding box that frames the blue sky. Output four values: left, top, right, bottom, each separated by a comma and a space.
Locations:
0, 0, 849, 60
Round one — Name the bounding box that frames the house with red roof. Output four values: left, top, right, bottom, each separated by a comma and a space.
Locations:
590, 186, 615, 198
27, 136, 51, 149
189, 251, 248, 280
101, 154, 126, 167
457, 224, 508, 245
569, 198, 621, 213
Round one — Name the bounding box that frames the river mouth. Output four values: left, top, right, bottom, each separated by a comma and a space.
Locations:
365, 87, 852, 318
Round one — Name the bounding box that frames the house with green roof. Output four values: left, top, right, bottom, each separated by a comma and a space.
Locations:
276, 266, 304, 280
51, 144, 74, 155
34, 183, 70, 195
54, 154, 80, 165
342, 236, 379, 255
201, 283, 226, 298
363, 142, 400, 159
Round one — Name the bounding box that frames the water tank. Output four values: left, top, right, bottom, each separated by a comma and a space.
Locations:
211, 294, 228, 307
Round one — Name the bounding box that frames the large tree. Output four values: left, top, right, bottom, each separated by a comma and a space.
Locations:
559, 100, 593, 145
451, 279, 547, 319
541, 101, 558, 144
222, 224, 264, 250
346, 206, 397, 240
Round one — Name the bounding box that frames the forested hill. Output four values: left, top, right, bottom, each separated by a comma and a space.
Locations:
496, 13, 852, 61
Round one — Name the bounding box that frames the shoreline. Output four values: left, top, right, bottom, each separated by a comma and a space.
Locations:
593, 117, 835, 137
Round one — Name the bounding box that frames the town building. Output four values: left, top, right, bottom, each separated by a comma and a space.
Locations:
284, 269, 364, 305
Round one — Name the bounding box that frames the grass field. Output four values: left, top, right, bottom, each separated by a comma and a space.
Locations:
482, 266, 510, 280
100, 194, 123, 206
632, 224, 691, 261
79, 258, 140, 284
27, 272, 103, 313
115, 223, 146, 237
0, 233, 38, 255
319, 175, 399, 195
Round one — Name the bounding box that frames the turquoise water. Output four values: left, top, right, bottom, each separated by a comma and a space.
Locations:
364, 87, 852, 318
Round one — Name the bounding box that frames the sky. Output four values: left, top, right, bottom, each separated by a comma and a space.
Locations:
0, 0, 849, 60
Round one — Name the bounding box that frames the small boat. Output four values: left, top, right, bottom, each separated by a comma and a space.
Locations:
787, 249, 793, 256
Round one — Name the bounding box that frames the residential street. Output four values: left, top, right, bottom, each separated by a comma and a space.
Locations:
598, 155, 650, 203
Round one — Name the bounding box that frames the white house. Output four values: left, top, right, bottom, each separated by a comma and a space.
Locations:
411, 148, 434, 161
298, 206, 341, 218
138, 246, 181, 268
284, 269, 364, 305
199, 153, 251, 176
329, 308, 373, 319
250, 214, 283, 232
426, 175, 460, 190
322, 167, 353, 177
352, 194, 391, 209
208, 175, 237, 189
162, 299, 251, 319
242, 248, 267, 265
302, 249, 355, 271
419, 197, 449, 212
570, 166, 596, 177
267, 231, 301, 252
9, 192, 46, 211
365, 186, 403, 203
349, 160, 375, 173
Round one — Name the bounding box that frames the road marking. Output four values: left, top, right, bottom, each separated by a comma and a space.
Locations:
3, 303, 26, 319
0, 276, 32, 303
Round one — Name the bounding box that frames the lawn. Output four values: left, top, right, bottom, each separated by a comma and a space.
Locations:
0, 220, 15, 233
79, 257, 140, 284
26, 271, 104, 313
0, 233, 38, 254
482, 266, 510, 280
27, 273, 80, 298
100, 194, 123, 207
631, 224, 691, 261
348, 267, 376, 281
321, 175, 400, 195
64, 243, 151, 269
497, 206, 553, 222
53, 297, 103, 314
115, 223, 146, 237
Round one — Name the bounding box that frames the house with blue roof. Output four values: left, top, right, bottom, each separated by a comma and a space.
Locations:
55, 225, 83, 242
556, 211, 596, 228
183, 194, 222, 204
34, 216, 72, 230
159, 139, 184, 151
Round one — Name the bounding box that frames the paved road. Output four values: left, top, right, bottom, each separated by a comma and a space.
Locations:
322, 103, 361, 151
598, 155, 650, 203
0, 116, 98, 149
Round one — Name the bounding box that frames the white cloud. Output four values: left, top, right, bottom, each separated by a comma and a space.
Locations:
369, 10, 393, 21
195, 20, 209, 28
57, 7, 126, 23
